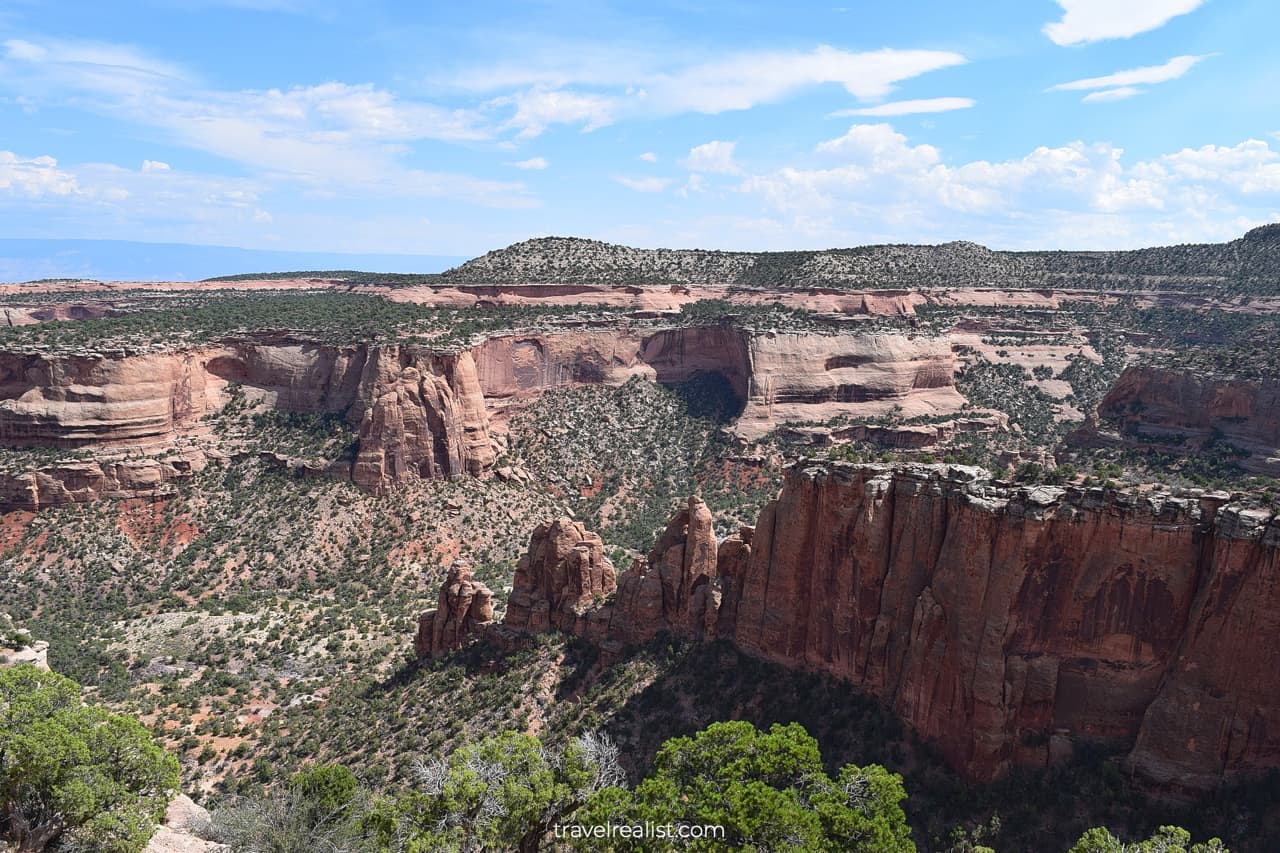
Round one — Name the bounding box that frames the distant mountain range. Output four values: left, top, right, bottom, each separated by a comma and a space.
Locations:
0, 239, 466, 283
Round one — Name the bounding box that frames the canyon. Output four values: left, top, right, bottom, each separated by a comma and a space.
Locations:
0, 322, 975, 508
0, 338, 494, 507
425, 462, 1280, 793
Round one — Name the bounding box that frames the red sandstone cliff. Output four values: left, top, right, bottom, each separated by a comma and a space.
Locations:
486, 464, 1280, 791
350, 346, 494, 491
0, 340, 496, 506
718, 463, 1280, 790
1089, 365, 1280, 476
471, 326, 964, 439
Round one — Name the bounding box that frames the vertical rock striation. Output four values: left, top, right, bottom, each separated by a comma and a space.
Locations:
350, 347, 494, 490
490, 464, 1280, 791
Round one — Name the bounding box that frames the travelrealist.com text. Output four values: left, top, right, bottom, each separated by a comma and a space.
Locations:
553, 822, 727, 841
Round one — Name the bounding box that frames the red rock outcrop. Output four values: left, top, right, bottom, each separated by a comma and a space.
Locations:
414, 561, 496, 658
718, 463, 1280, 789
503, 464, 1280, 791
350, 347, 494, 491
472, 326, 964, 440
1089, 365, 1280, 475
606, 496, 723, 644
0, 446, 210, 511
0, 340, 496, 505
504, 517, 616, 636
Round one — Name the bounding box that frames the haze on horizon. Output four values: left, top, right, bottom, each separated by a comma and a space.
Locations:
2, 0, 1279, 277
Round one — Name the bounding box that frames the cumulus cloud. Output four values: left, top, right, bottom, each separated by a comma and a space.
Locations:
615, 176, 671, 192
1043, 0, 1205, 46
738, 126, 1280, 249
508, 157, 548, 169
815, 124, 940, 171
639, 151, 657, 162
829, 97, 974, 117
680, 140, 740, 175
142, 159, 171, 171
0, 151, 79, 197
1140, 140, 1280, 194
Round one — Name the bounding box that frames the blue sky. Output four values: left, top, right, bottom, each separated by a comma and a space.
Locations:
1, 0, 1278, 260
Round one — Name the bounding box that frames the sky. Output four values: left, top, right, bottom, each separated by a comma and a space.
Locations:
1, 0, 1279, 263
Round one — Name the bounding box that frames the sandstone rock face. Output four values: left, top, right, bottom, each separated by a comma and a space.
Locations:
0, 339, 496, 504
0, 341, 369, 450
0, 446, 210, 512
512, 465, 1280, 790
709, 463, 1280, 789
736, 333, 962, 439
351, 347, 494, 491
607, 497, 722, 644
1091, 365, 1280, 475
414, 561, 495, 658
473, 332, 651, 402
638, 328, 752, 403
504, 518, 616, 635
473, 327, 963, 440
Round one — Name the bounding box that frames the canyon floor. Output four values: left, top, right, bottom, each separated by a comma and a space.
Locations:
4, 230, 1280, 852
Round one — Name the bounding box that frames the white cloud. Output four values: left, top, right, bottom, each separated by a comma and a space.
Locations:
2, 37, 190, 97
1051, 55, 1208, 93
444, 44, 965, 136
142, 159, 171, 171
678, 174, 707, 197
615, 176, 671, 192
645, 45, 965, 114
737, 127, 1280, 249
494, 86, 614, 137
508, 157, 548, 170
0, 151, 79, 197
1082, 87, 1144, 103
830, 97, 974, 117
0, 37, 528, 207
1139, 140, 1280, 194
680, 140, 740, 175
1043, 0, 1205, 46
815, 124, 941, 172
639, 151, 657, 162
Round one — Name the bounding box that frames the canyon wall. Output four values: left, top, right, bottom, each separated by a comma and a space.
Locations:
472, 326, 964, 438
712, 463, 1280, 789
1091, 365, 1280, 475
0, 323, 966, 508
0, 339, 496, 507
735, 332, 962, 439
486, 463, 1280, 791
